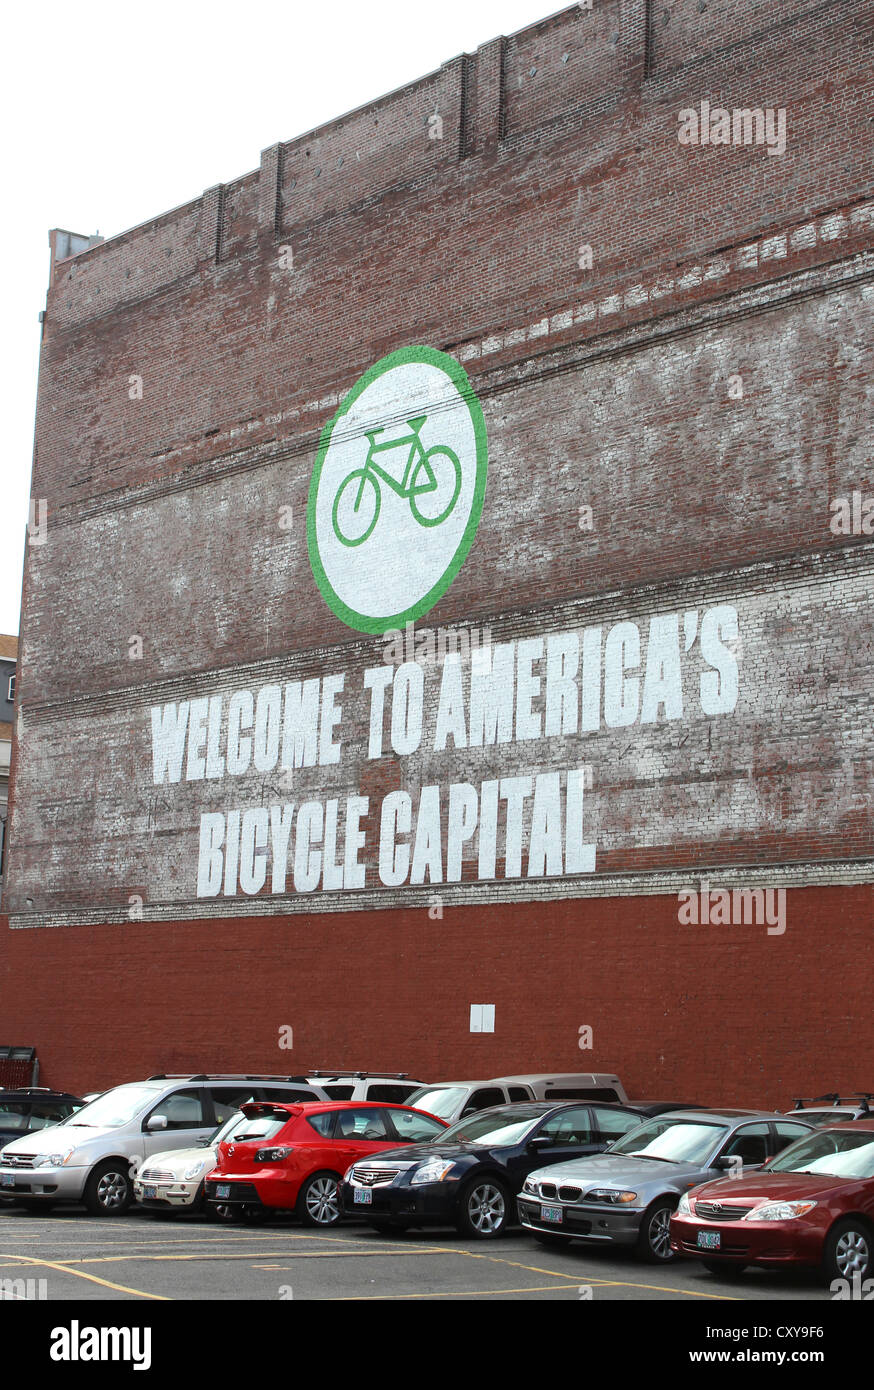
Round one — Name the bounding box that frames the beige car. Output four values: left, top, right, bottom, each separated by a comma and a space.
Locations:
134, 1108, 248, 1214
404, 1073, 628, 1124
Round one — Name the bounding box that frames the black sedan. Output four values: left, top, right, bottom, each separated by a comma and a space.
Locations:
339, 1100, 685, 1239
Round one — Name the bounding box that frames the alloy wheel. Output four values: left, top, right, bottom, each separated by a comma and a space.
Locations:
467, 1183, 506, 1235
647, 1206, 673, 1260
835, 1229, 870, 1277
305, 1177, 340, 1225
96, 1170, 128, 1211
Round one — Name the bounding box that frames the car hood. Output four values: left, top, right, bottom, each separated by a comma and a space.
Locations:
139, 1145, 216, 1175
529, 1153, 710, 1187
347, 1142, 477, 1168
689, 1170, 862, 1204
0, 1123, 122, 1156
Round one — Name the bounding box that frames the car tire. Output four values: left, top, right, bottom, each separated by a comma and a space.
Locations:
636, 1199, 676, 1263
455, 1177, 511, 1240
84, 1161, 133, 1216
822, 1217, 873, 1285
296, 1172, 343, 1228
532, 1230, 573, 1249
702, 1260, 747, 1277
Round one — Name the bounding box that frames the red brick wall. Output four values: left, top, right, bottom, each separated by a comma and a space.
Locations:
0, 883, 870, 1104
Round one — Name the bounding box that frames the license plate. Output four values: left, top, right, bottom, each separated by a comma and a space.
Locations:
0, 1174, 14, 1189
540, 1205, 563, 1224
354, 1188, 372, 1205
143, 1185, 157, 1200
216, 1185, 231, 1199
698, 1230, 721, 1249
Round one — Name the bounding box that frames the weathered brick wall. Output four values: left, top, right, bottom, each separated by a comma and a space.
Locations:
2, 0, 872, 1092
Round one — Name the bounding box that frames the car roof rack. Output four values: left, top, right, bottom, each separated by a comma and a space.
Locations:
307, 1070, 410, 1080
792, 1093, 843, 1109
146, 1073, 311, 1083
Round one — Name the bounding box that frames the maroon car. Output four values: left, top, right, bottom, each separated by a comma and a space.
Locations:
670, 1119, 874, 1285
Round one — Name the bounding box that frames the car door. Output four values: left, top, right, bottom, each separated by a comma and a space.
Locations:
505, 1106, 601, 1188
330, 1108, 397, 1169
141, 1087, 213, 1158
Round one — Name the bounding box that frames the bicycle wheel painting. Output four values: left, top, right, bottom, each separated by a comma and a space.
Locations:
307, 346, 488, 633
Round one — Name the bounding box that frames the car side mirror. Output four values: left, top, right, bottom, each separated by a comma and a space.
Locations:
460, 1106, 477, 1117
527, 1135, 553, 1150
715, 1154, 735, 1168
145, 1115, 168, 1132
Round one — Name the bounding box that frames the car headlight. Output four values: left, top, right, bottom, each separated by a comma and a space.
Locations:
183, 1160, 210, 1180
522, 1177, 537, 1195
742, 1200, 817, 1222
586, 1188, 638, 1204
32, 1147, 77, 1168
677, 1192, 693, 1215
254, 1146, 294, 1164
410, 1159, 456, 1185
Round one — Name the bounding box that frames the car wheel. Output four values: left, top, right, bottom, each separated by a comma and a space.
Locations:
84, 1161, 133, 1216
532, 1230, 573, 1249
702, 1260, 747, 1278
822, 1218, 873, 1284
456, 1178, 511, 1239
296, 1172, 342, 1228
636, 1199, 676, 1262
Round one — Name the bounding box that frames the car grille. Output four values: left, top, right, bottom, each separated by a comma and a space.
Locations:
695, 1201, 756, 1222
531, 1181, 582, 1203
352, 1167, 400, 1187
139, 1169, 175, 1182
1, 1154, 35, 1170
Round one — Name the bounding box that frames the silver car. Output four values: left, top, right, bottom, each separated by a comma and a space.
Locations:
518, 1109, 814, 1262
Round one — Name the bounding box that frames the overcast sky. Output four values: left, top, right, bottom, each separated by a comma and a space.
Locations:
0, 0, 554, 638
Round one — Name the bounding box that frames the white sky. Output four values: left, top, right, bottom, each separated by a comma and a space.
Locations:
0, 0, 556, 637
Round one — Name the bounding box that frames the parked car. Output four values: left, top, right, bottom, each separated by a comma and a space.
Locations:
0, 1088, 83, 1151
516, 1109, 814, 1262
670, 1118, 874, 1283
0, 1073, 330, 1215
784, 1094, 873, 1127
340, 1100, 683, 1239
133, 1107, 252, 1215
204, 1099, 448, 1226
404, 1073, 628, 1124
305, 1072, 426, 1104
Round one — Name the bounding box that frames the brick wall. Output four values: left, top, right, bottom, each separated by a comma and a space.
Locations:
2, 0, 872, 1091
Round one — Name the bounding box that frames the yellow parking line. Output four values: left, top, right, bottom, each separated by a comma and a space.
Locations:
330, 1283, 588, 1300
0, 1252, 169, 1301
454, 1250, 739, 1299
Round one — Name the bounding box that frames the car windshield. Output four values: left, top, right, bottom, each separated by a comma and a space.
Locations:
609, 1118, 728, 1164
59, 1085, 165, 1129
406, 1088, 468, 1120
766, 1130, 874, 1179
440, 1107, 544, 1146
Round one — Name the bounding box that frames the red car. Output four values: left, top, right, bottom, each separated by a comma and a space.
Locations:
204, 1099, 447, 1226
670, 1119, 874, 1285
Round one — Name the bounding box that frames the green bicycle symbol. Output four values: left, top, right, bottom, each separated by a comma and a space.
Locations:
331, 413, 462, 547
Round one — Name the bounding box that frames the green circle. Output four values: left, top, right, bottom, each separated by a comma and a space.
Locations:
307, 345, 488, 634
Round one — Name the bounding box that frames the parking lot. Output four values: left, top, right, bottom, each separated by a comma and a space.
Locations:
0, 1207, 832, 1302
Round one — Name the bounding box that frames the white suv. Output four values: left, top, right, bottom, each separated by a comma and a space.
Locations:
0, 1073, 328, 1215
305, 1071, 427, 1104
